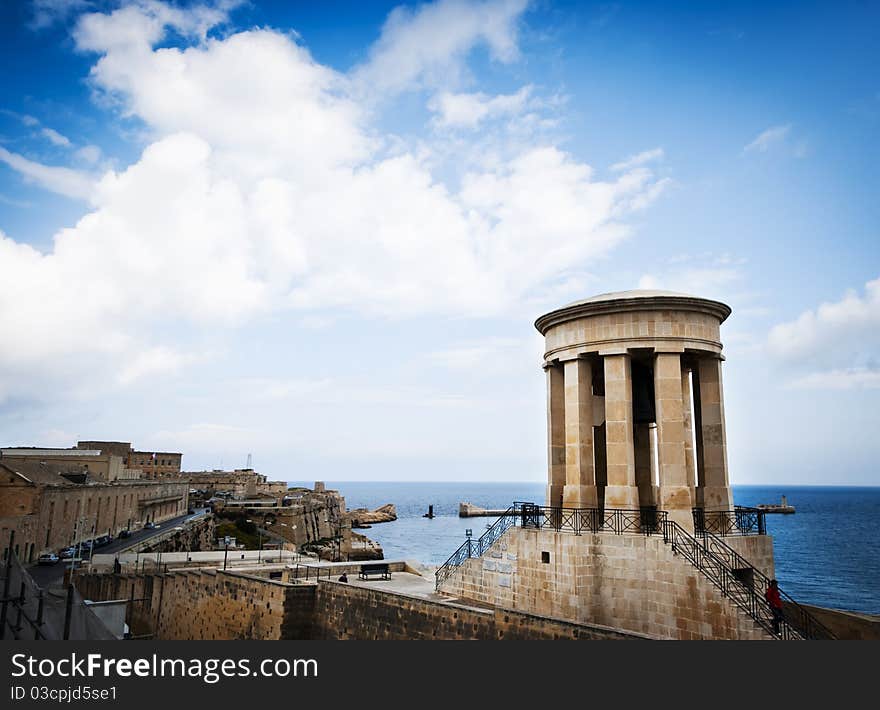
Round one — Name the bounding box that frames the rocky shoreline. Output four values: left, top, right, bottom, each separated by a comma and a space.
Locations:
348, 503, 397, 528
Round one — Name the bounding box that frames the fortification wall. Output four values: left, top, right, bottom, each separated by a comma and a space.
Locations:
439, 528, 772, 640
74, 568, 648, 640
309, 580, 646, 640
75, 570, 314, 640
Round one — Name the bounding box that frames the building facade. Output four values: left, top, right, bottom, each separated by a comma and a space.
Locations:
0, 460, 189, 563
77, 441, 183, 479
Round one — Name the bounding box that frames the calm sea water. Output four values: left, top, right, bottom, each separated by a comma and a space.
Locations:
290, 481, 880, 615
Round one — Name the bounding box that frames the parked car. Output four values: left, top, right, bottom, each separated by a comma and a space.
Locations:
37, 553, 59, 565
187, 508, 195, 514
59, 547, 76, 559
144, 521, 157, 530
118, 529, 131, 539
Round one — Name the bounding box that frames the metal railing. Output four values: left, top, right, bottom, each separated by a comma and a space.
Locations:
435, 506, 520, 590
435, 503, 667, 590
662, 519, 835, 640
693, 506, 766, 536
517, 503, 667, 536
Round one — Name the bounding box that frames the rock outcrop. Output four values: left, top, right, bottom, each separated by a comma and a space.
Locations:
348, 503, 397, 528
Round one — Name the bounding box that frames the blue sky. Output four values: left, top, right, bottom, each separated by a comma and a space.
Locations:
0, 0, 878, 485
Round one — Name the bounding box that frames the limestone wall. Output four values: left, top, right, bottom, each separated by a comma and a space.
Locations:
310, 580, 647, 640
543, 309, 723, 361
715, 535, 775, 580
74, 569, 648, 640
439, 527, 772, 640
75, 569, 315, 640
791, 603, 880, 641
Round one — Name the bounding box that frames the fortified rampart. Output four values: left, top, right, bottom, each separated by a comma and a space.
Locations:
438, 526, 772, 640
74, 570, 649, 641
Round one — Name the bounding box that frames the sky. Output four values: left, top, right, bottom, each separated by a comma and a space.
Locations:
0, 0, 878, 486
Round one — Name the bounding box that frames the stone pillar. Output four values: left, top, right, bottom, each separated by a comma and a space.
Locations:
545, 364, 565, 508
633, 423, 655, 507
654, 352, 694, 530
563, 358, 598, 508
603, 354, 640, 508
681, 367, 697, 490
696, 357, 733, 510
593, 422, 607, 508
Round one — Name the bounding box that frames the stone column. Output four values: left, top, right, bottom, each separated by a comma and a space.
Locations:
681, 367, 697, 490
633, 423, 655, 507
697, 357, 733, 510
545, 363, 565, 508
654, 352, 694, 530
563, 358, 598, 508
603, 354, 640, 508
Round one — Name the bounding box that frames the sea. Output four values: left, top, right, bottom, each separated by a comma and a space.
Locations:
289, 481, 880, 615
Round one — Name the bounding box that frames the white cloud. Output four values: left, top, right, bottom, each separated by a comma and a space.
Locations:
610, 147, 664, 172
788, 368, 880, 390
637, 254, 746, 302
117, 346, 204, 385
429, 86, 532, 128
767, 277, 880, 370
743, 123, 791, 153
151, 422, 264, 456
427, 336, 539, 371
0, 0, 669, 404
0, 146, 95, 200
75, 144, 102, 164
352, 0, 529, 96
40, 127, 72, 147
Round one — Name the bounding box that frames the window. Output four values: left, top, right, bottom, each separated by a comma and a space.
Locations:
541, 551, 550, 564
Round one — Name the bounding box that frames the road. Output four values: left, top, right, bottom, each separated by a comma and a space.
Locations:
27, 508, 208, 589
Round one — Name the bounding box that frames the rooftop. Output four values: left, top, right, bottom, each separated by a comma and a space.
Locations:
1, 448, 103, 457
561, 289, 696, 307
535, 289, 732, 334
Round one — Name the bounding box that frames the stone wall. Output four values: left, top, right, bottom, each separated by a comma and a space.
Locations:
75, 569, 315, 640
74, 570, 648, 640
791, 603, 880, 641
439, 527, 772, 640
310, 580, 646, 640
719, 535, 775, 580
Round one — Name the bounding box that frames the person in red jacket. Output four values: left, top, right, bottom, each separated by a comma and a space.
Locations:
765, 579, 784, 634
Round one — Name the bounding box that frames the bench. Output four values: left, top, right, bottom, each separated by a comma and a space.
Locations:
359, 563, 391, 580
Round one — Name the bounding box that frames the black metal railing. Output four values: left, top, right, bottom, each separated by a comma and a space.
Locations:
662, 519, 835, 640
693, 506, 766, 536
515, 503, 668, 536
435, 503, 667, 591
435, 506, 520, 590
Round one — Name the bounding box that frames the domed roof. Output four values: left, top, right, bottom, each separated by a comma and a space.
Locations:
560, 289, 697, 308
535, 289, 731, 334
